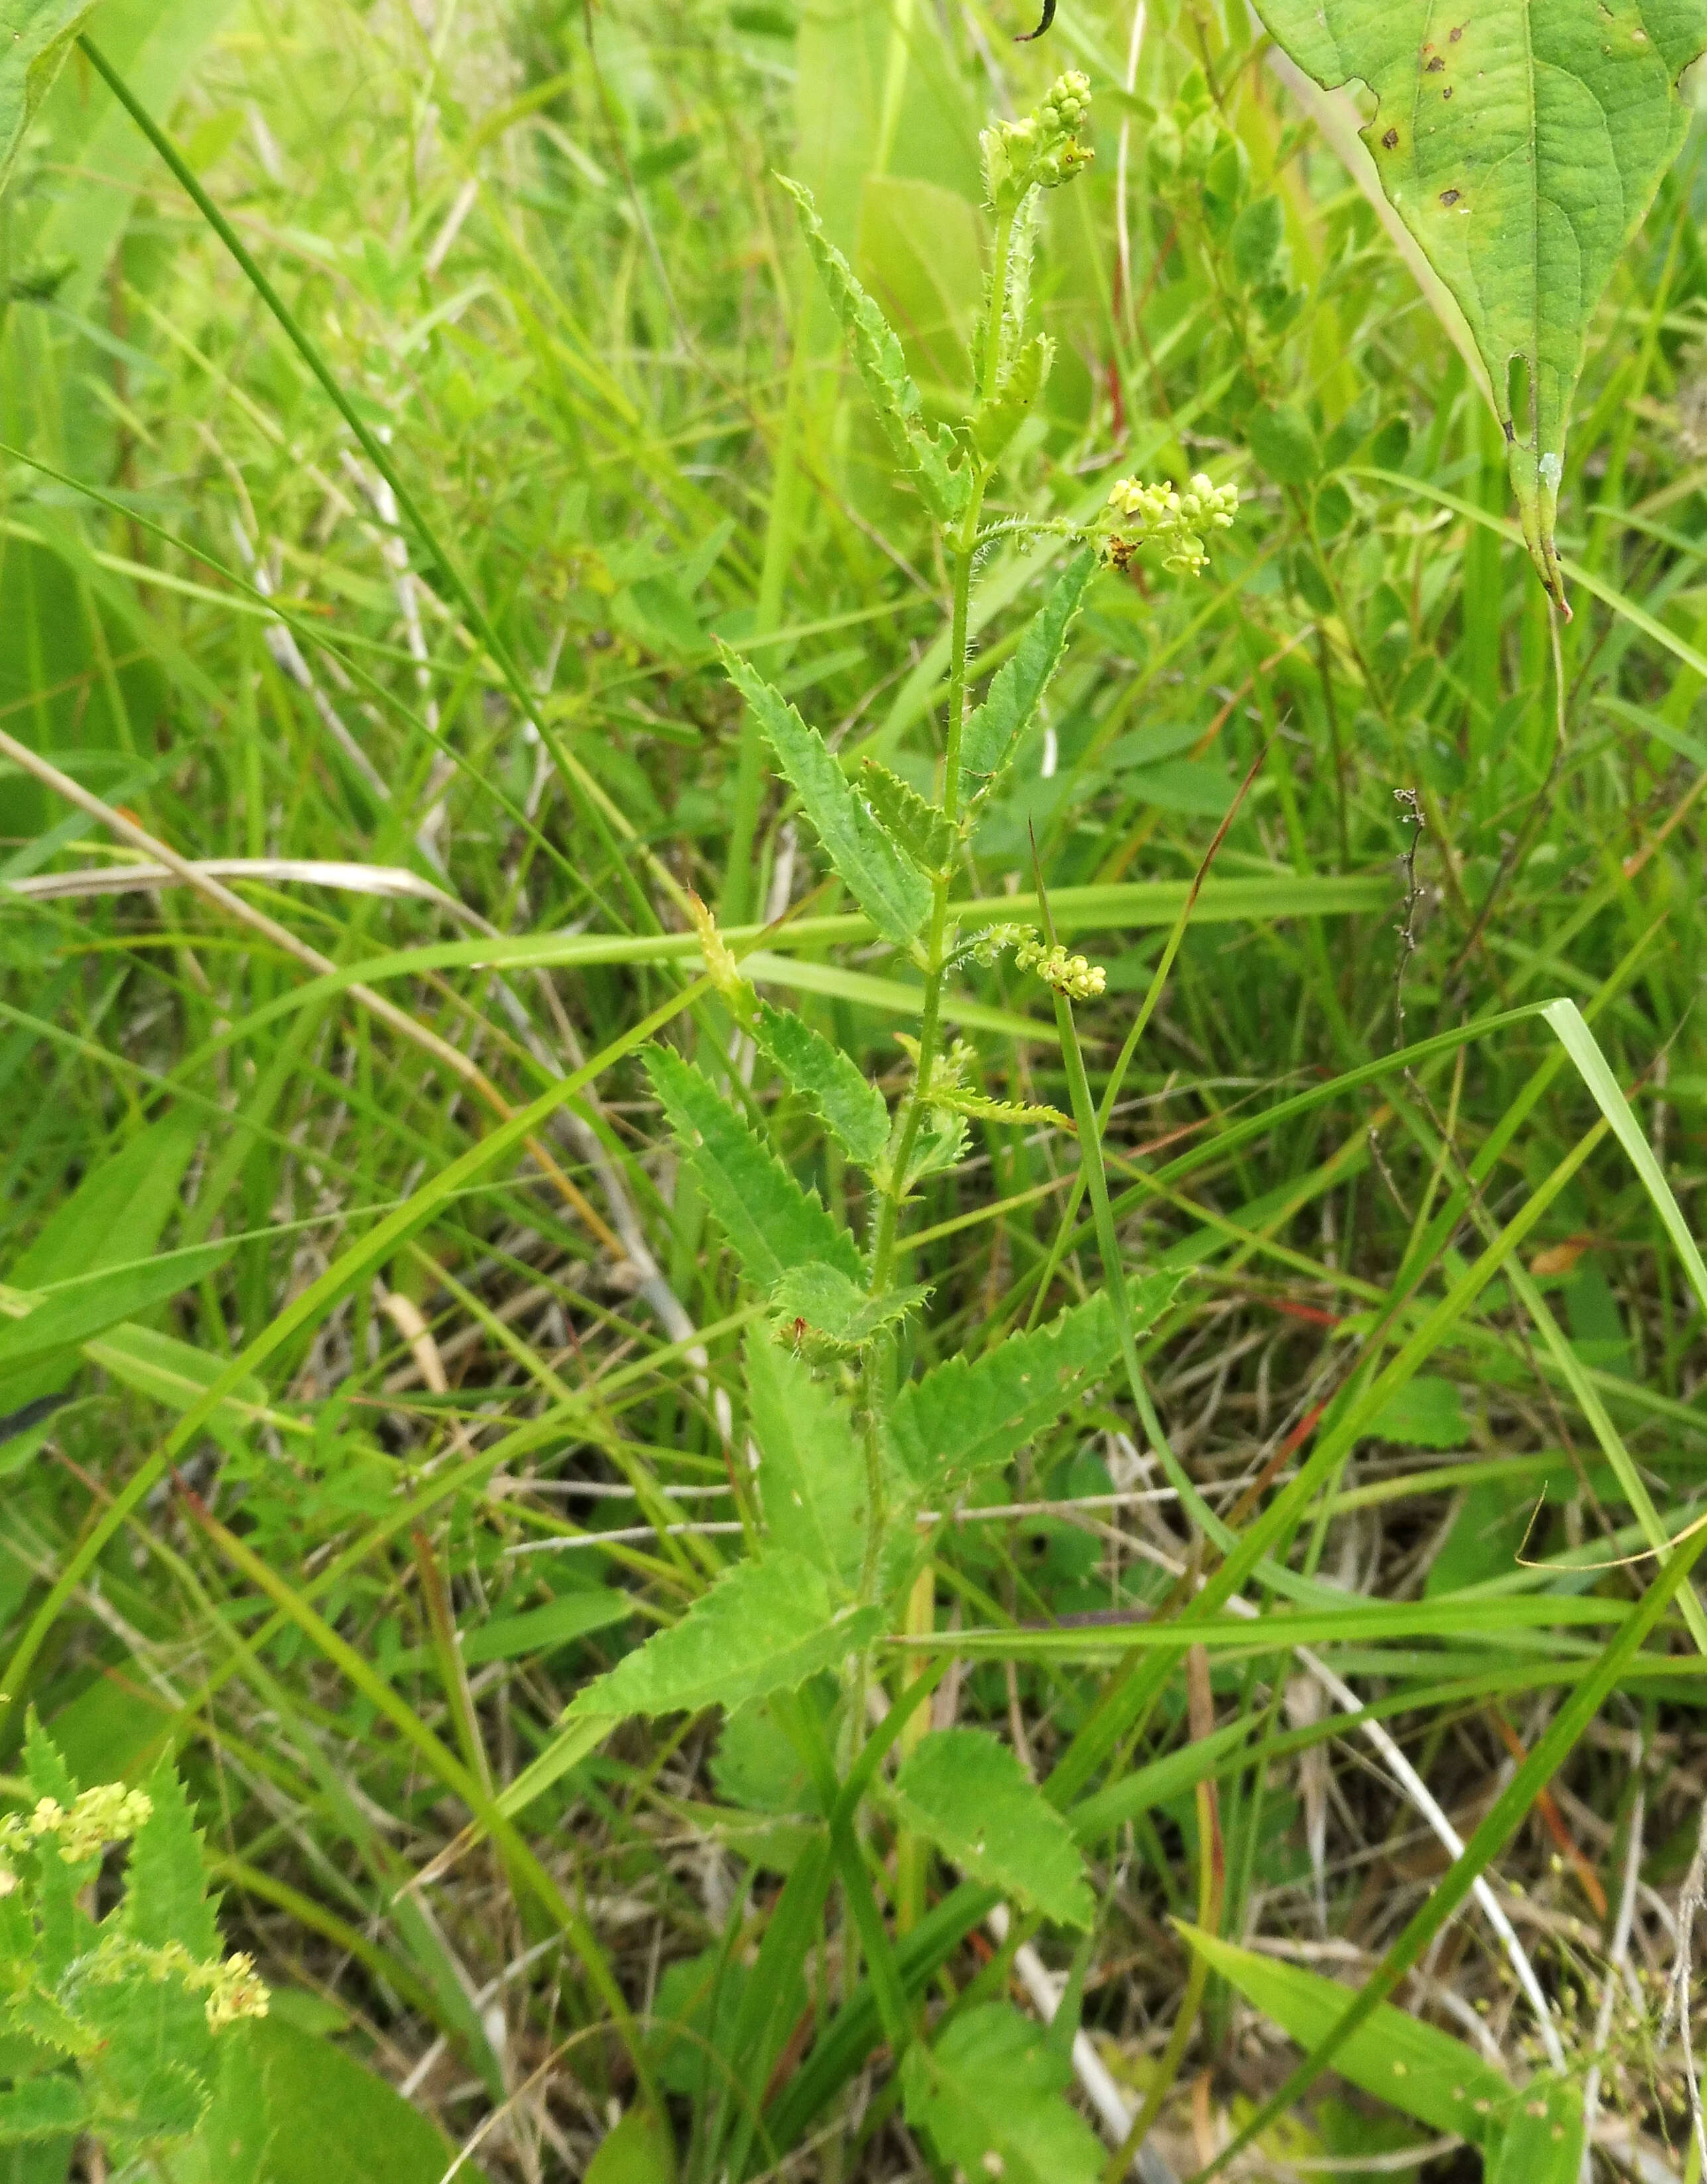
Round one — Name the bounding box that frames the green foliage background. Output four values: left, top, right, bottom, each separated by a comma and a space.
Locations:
2, 0, 1707, 2177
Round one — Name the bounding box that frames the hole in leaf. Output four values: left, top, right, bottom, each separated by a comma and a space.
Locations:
1507, 353, 1533, 441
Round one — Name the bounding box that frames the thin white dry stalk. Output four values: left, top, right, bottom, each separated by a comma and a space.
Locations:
986, 1900, 1178, 2184
340, 454, 458, 859
227, 518, 395, 810
1114, 0, 1147, 351
5, 856, 479, 916
1113, 1524, 1566, 2069
1581, 1748, 1645, 2179
1662, 1799, 1707, 2175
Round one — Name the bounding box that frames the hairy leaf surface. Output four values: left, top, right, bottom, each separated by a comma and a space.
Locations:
768, 1262, 929, 1353
887, 1290, 1157, 1495
889, 1729, 1093, 1926
971, 331, 1052, 464
753, 998, 890, 1167
122, 1759, 219, 1961
745, 1331, 867, 1589
856, 759, 957, 877
645, 1045, 861, 1289
568, 1554, 881, 1722
901, 2002, 1102, 2184
1253, 0, 1707, 604
778, 175, 972, 526
961, 550, 1098, 788
718, 646, 932, 947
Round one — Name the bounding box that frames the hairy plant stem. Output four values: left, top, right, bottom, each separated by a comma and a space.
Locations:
866, 204, 1013, 1304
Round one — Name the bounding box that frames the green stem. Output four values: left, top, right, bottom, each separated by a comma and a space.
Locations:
867, 203, 1015, 1294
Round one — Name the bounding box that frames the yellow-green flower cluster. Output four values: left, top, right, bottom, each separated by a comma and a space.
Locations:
0, 1784, 155, 1892
981, 74, 1094, 215
82, 1935, 271, 2032
1103, 472, 1239, 576
200, 1951, 271, 2030
1015, 940, 1106, 1001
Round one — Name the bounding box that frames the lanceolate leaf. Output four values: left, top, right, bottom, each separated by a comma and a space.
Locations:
857, 759, 958, 877
753, 997, 890, 1168
717, 645, 932, 947
566, 1554, 881, 1723
889, 1729, 1094, 1927
901, 2002, 1103, 2184
0, 0, 103, 194
1486, 2079, 1586, 2184
0, 1242, 234, 1378
745, 1330, 867, 1589
645, 1045, 861, 1290
777, 174, 972, 527
961, 550, 1097, 789
1178, 1925, 1515, 2142
1252, 0, 1707, 608
887, 1290, 1141, 1496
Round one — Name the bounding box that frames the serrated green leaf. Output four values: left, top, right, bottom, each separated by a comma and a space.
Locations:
856, 759, 957, 877
20, 1723, 83, 1987
1253, 0, 1707, 605
0, 2076, 88, 2145
567, 1554, 881, 1724
121, 1759, 218, 1962
1178, 1925, 1516, 2142
971, 332, 1052, 464
0, 0, 103, 196
777, 174, 972, 526
644, 1045, 861, 1290
752, 999, 890, 1167
961, 550, 1097, 789
901, 2002, 1103, 2184
769, 1263, 929, 1353
718, 646, 932, 947
888, 1290, 1161, 1496
889, 1729, 1093, 1927
745, 1331, 866, 1589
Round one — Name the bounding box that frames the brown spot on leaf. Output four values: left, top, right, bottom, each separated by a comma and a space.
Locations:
1440, 188, 1462, 206
1449, 22, 1464, 38
1424, 53, 1445, 71
1442, 84, 1453, 97
1382, 127, 1399, 149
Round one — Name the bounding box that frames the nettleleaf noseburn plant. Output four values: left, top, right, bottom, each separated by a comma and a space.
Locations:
547, 78, 1237, 2180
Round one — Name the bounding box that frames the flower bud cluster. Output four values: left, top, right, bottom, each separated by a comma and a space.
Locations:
201, 1951, 271, 2030
1015, 940, 1106, 1001
1102, 471, 1239, 577
964, 922, 1039, 967
0, 1785, 154, 1892
82, 1934, 272, 2031
981, 74, 1094, 214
